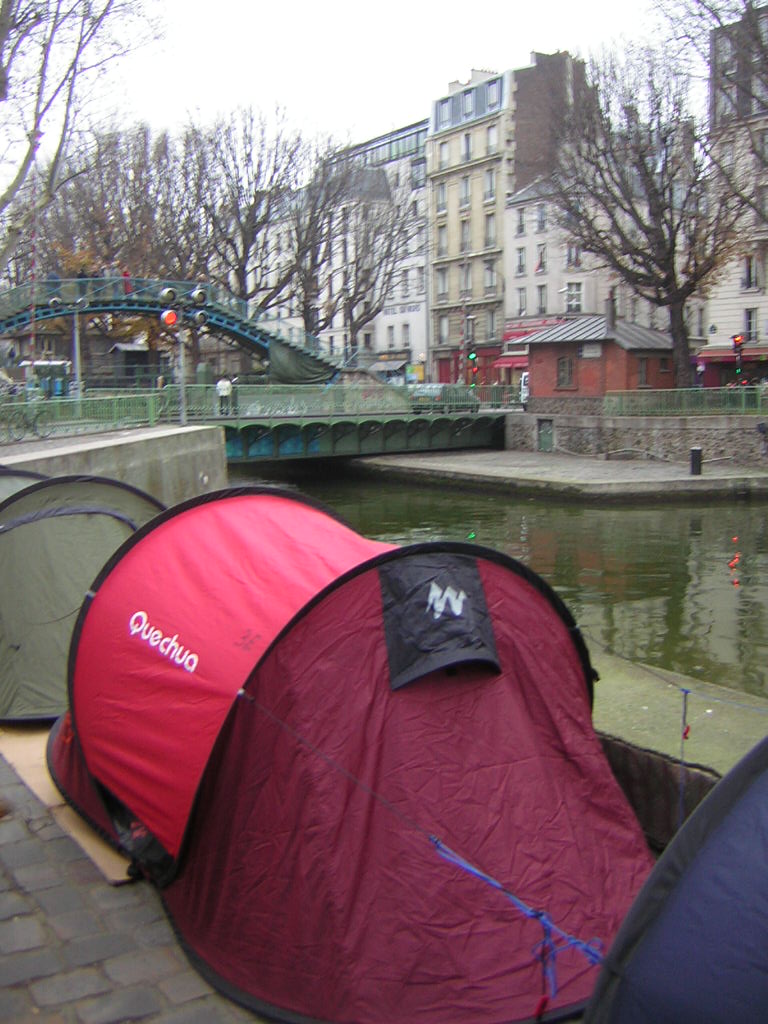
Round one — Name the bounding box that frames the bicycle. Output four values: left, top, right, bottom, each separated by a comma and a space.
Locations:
1, 401, 54, 442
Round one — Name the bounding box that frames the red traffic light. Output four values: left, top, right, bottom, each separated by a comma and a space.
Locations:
160, 309, 179, 328
732, 334, 744, 349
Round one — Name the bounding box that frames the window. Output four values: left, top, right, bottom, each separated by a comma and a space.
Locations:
660, 357, 670, 373
484, 168, 496, 202
462, 132, 472, 161
411, 160, 426, 188
557, 356, 574, 387
363, 332, 372, 350
465, 315, 475, 342
535, 243, 547, 273
402, 269, 410, 297
387, 325, 395, 348
566, 242, 581, 267
537, 284, 547, 314
439, 315, 449, 343
743, 255, 759, 289
436, 181, 447, 213
488, 78, 500, 108
516, 208, 525, 235
402, 323, 410, 346
439, 99, 451, 128
463, 90, 473, 117
460, 176, 471, 208
485, 213, 496, 247
536, 204, 547, 232
438, 141, 449, 169
484, 260, 496, 294
487, 124, 498, 154
436, 267, 448, 301
630, 296, 638, 323
517, 287, 527, 317
487, 308, 497, 340
516, 247, 526, 275
437, 224, 448, 257
746, 307, 758, 340
417, 267, 425, 294
460, 263, 471, 295
460, 219, 470, 253
565, 282, 582, 313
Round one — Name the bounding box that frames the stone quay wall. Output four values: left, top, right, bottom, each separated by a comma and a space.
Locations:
506, 410, 768, 465
1, 426, 228, 506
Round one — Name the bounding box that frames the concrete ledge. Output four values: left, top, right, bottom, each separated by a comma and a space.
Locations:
0, 426, 228, 507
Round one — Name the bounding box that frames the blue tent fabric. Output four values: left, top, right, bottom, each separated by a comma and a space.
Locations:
584, 735, 768, 1023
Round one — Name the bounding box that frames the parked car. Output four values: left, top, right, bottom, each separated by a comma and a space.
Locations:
410, 383, 480, 413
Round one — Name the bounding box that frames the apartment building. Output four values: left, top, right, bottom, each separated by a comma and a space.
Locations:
699, 4, 768, 385
426, 52, 586, 384
323, 120, 429, 377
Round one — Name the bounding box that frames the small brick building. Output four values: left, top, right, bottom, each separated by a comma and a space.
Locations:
525, 312, 675, 398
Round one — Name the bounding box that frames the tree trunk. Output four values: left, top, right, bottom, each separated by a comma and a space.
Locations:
668, 302, 692, 389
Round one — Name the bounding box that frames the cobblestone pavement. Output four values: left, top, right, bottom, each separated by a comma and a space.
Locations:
0, 757, 265, 1023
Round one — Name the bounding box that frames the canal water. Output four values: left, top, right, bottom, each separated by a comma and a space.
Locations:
229, 464, 768, 698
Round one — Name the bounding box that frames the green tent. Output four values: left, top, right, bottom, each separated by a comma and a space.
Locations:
0, 466, 47, 502
0, 475, 164, 720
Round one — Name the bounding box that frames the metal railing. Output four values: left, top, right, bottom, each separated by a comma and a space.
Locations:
0, 383, 518, 441
604, 386, 768, 416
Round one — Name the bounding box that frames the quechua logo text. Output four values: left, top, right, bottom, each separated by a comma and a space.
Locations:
128, 610, 199, 673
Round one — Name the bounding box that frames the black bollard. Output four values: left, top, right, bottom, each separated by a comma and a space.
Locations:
690, 447, 702, 476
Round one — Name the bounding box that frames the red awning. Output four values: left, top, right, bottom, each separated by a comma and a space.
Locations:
493, 355, 528, 369
697, 348, 768, 363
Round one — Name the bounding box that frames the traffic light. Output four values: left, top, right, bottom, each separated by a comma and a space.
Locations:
733, 334, 744, 374
468, 348, 478, 385
187, 309, 208, 327
160, 308, 179, 329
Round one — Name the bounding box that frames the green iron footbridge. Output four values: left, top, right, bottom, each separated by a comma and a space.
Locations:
0, 277, 343, 380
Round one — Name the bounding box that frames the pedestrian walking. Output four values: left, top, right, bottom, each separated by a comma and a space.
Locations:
77, 267, 88, 300
216, 376, 232, 415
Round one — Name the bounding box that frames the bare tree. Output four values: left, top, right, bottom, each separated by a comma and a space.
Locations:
338, 166, 415, 355
284, 142, 353, 338
0, 0, 151, 267
658, 1, 768, 220
550, 47, 747, 386
197, 109, 305, 316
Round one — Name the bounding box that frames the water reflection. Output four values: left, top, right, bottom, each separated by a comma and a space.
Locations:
229, 465, 768, 697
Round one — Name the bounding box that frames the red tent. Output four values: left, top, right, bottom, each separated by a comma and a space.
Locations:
49, 487, 653, 1023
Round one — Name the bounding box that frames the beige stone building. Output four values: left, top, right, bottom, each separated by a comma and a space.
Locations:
425, 52, 586, 384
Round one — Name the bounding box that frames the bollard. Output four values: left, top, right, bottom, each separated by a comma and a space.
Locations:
690, 446, 702, 476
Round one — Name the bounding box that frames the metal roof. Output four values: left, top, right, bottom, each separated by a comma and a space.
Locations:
525, 315, 673, 352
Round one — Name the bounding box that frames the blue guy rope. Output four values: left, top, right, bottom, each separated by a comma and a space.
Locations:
430, 836, 604, 999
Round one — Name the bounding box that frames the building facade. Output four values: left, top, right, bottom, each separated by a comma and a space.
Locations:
700, 4, 768, 385
425, 53, 586, 385
322, 121, 429, 378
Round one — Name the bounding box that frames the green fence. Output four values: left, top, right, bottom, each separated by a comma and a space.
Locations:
604, 386, 768, 416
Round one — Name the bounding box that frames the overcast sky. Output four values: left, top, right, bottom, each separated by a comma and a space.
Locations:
115, 0, 663, 144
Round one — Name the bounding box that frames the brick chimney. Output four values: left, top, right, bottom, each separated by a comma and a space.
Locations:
605, 288, 616, 332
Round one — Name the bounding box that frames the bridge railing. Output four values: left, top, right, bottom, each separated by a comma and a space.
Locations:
0, 383, 518, 440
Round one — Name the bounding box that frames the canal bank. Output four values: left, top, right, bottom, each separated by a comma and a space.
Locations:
356, 448, 768, 501
0, 425, 227, 507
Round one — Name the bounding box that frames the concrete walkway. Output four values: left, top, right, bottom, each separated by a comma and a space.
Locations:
2, 440, 768, 1020
358, 448, 768, 500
